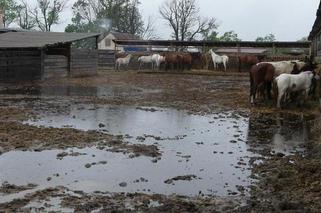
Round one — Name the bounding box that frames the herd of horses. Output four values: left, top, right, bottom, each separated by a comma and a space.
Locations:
250, 60, 320, 109
115, 50, 320, 109
115, 50, 231, 72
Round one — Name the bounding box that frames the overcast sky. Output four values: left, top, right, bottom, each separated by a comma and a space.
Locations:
48, 0, 320, 41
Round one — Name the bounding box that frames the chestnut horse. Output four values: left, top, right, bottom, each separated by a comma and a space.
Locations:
250, 63, 275, 104
164, 52, 192, 71
164, 52, 180, 71
238, 55, 260, 72
180, 53, 192, 70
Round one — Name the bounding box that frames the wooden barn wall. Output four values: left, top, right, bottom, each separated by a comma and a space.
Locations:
0, 49, 41, 81
70, 48, 98, 77
98, 50, 115, 71
43, 55, 68, 79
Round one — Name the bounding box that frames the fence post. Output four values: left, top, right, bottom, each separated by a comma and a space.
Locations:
237, 42, 241, 72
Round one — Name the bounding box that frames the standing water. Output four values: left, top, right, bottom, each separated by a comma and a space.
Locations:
0, 103, 314, 200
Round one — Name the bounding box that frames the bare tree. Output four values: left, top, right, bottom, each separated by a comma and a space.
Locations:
140, 16, 158, 40
32, 0, 67, 32
159, 0, 217, 41
16, 0, 36, 30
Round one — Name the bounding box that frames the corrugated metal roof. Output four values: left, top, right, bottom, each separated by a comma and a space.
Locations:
113, 40, 311, 48
216, 47, 267, 54
0, 31, 100, 48
110, 32, 140, 40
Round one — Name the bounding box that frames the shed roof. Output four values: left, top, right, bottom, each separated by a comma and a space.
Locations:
0, 31, 100, 48
215, 47, 267, 54
110, 31, 140, 40
113, 40, 311, 48
309, 1, 321, 40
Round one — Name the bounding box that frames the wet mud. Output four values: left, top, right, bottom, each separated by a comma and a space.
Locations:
0, 70, 320, 212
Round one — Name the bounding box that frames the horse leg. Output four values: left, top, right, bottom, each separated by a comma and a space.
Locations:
266, 82, 272, 100
277, 89, 285, 109
250, 73, 255, 104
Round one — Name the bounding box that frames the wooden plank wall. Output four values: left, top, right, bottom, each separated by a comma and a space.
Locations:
70, 48, 98, 77
98, 50, 115, 71
0, 49, 41, 81
43, 55, 68, 79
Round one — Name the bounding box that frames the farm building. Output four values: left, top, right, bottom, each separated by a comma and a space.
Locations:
98, 31, 144, 52
0, 31, 100, 81
309, 1, 321, 62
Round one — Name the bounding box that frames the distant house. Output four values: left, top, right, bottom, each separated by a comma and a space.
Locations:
309, 1, 321, 61
98, 31, 143, 52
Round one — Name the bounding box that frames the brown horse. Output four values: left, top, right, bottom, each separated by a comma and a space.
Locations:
164, 52, 180, 71
164, 52, 192, 71
180, 53, 192, 70
250, 63, 275, 104
238, 55, 260, 72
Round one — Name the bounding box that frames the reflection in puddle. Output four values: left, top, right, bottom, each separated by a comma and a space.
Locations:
247, 112, 313, 155
0, 104, 315, 199
0, 85, 159, 97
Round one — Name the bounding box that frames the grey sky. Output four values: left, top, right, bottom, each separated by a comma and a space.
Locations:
49, 0, 319, 41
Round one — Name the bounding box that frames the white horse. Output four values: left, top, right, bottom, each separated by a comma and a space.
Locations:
115, 54, 132, 71
274, 71, 316, 108
208, 49, 229, 71
151, 54, 166, 70
258, 60, 306, 77
138, 55, 153, 70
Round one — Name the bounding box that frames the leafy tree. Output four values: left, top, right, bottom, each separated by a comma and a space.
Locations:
15, 0, 36, 30
31, 0, 67, 32
255, 34, 276, 42
66, 0, 144, 36
0, 0, 17, 27
159, 0, 217, 41
208, 30, 241, 42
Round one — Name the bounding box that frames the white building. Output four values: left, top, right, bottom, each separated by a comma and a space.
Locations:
98, 31, 140, 51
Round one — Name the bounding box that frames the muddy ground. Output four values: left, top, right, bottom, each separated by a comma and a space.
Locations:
0, 70, 320, 212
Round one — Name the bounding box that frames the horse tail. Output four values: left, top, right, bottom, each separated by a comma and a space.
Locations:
250, 70, 254, 102
272, 78, 278, 106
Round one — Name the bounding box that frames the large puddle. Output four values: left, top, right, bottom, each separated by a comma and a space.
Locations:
0, 85, 160, 97
0, 104, 315, 200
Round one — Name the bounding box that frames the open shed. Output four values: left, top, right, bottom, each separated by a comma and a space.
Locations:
0, 31, 100, 81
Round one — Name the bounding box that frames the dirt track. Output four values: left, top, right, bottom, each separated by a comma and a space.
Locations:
0, 70, 320, 212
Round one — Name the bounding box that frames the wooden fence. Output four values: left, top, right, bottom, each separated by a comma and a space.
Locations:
0, 49, 41, 81
70, 48, 98, 77
98, 50, 115, 71
43, 55, 68, 79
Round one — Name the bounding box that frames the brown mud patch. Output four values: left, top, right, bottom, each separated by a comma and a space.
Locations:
0, 187, 245, 212
0, 183, 37, 195
164, 175, 199, 184
0, 121, 160, 157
